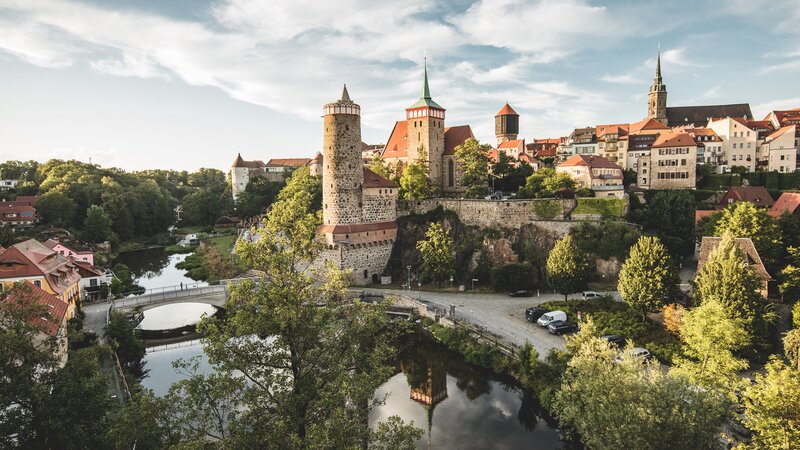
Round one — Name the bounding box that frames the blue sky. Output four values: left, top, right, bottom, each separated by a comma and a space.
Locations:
1, 0, 799, 171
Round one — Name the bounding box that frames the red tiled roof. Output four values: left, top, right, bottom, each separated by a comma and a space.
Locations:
14, 196, 37, 206
558, 154, 621, 170
444, 125, 474, 156
0, 240, 81, 296
534, 147, 557, 157
770, 192, 800, 217
747, 120, 773, 130
496, 103, 519, 116
764, 125, 796, 143
723, 186, 775, 208
319, 221, 398, 234
74, 260, 106, 277
534, 138, 561, 145
629, 118, 671, 134
651, 132, 697, 148
0, 203, 36, 222
231, 153, 265, 169
382, 121, 408, 159
266, 158, 310, 167
1, 283, 67, 336
596, 123, 629, 138
311, 152, 323, 163
695, 210, 717, 223
362, 168, 397, 188
498, 139, 524, 149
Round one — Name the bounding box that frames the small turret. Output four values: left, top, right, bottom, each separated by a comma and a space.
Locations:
495, 102, 520, 145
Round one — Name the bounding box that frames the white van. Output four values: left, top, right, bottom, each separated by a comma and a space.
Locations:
537, 310, 567, 327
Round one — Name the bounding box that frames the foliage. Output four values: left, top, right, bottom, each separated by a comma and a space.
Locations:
572, 198, 626, 218
530, 199, 562, 220
780, 247, 800, 303
545, 234, 588, 300
629, 190, 696, 256
618, 236, 679, 321
554, 338, 728, 450
713, 201, 782, 270
519, 168, 577, 198
784, 328, 800, 373
107, 310, 146, 379
454, 138, 491, 197
492, 152, 534, 192
366, 155, 393, 180
234, 176, 284, 218
416, 222, 455, 285
489, 262, 534, 291
399, 161, 433, 200
571, 219, 642, 261
107, 263, 143, 296
693, 232, 773, 352
0, 222, 12, 248
35, 190, 77, 226
181, 188, 232, 227
671, 299, 749, 391
275, 166, 323, 212
0, 160, 39, 181
177, 242, 241, 282
431, 324, 517, 373
742, 357, 800, 449
662, 303, 685, 335
795, 302, 800, 329
83, 204, 115, 243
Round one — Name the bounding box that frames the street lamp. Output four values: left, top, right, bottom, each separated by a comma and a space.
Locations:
406, 265, 412, 291
417, 282, 422, 300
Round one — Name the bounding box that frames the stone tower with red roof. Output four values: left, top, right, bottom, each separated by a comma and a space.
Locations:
495, 103, 520, 145
405, 59, 446, 192
318, 86, 399, 285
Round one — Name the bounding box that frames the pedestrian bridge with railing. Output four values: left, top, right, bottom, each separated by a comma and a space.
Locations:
110, 278, 256, 313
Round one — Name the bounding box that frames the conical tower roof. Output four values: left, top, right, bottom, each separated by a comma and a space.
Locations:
340, 84, 352, 103
231, 153, 246, 168
496, 102, 519, 116
409, 58, 443, 109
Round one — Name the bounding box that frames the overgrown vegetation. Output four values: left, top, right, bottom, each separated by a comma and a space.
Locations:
573, 197, 626, 217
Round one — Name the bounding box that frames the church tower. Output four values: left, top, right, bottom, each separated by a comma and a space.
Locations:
648, 50, 668, 124
322, 85, 363, 226
495, 103, 520, 145
406, 59, 446, 190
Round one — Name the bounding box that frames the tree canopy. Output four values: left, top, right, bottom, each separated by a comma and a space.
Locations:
454, 137, 490, 198
618, 236, 679, 321
416, 222, 455, 286
519, 168, 577, 198
546, 234, 588, 300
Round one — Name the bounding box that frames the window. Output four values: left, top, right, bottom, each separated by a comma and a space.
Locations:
33, 280, 41, 288
363, 269, 368, 279
90, 279, 98, 287
448, 159, 454, 187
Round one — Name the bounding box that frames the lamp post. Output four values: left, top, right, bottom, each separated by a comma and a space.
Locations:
418, 282, 422, 300
406, 265, 412, 291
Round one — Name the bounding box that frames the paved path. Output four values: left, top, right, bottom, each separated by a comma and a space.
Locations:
383, 289, 619, 359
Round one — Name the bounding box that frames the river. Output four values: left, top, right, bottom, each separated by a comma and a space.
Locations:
122, 247, 566, 449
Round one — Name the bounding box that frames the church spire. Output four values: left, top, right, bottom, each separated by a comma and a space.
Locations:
422, 57, 431, 99
340, 84, 352, 103
655, 49, 662, 83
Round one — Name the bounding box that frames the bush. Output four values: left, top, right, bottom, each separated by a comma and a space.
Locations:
490, 262, 535, 292
531, 199, 562, 220
573, 198, 626, 217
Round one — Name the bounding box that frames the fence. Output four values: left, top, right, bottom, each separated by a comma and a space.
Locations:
112, 285, 226, 309
146, 338, 204, 353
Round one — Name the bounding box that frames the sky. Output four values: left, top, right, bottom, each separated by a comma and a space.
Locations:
1, 0, 799, 172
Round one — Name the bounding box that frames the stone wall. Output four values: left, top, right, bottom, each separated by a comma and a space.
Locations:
362, 187, 397, 223
322, 109, 363, 226
319, 240, 394, 286
398, 198, 577, 230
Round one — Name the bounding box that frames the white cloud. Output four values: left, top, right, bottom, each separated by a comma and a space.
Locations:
701, 85, 721, 99
91, 51, 171, 79
0, 19, 79, 68
600, 73, 642, 84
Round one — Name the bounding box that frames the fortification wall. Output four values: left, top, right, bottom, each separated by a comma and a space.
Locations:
362, 189, 397, 223
318, 240, 394, 286
397, 198, 577, 230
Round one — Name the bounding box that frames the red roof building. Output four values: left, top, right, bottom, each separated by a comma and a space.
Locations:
769, 192, 800, 218
720, 186, 774, 209
556, 155, 624, 198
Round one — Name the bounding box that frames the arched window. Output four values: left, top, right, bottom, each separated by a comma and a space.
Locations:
448, 159, 454, 187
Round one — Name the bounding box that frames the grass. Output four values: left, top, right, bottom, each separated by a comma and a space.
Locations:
207, 234, 238, 261
573, 198, 626, 217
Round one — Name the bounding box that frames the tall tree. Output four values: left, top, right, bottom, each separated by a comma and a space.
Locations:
35, 190, 76, 226
713, 201, 782, 270
366, 155, 393, 180
546, 234, 588, 300
554, 337, 728, 450
693, 232, 773, 348
671, 299, 749, 391
416, 222, 455, 286
618, 236, 679, 321
785, 328, 800, 373
83, 204, 114, 243
780, 247, 800, 303
520, 168, 576, 198
632, 190, 696, 256
399, 162, 432, 200
743, 357, 800, 449
454, 138, 490, 197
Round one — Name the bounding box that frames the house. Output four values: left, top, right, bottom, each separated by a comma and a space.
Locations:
636, 132, 696, 190
764, 108, 800, 130
761, 125, 798, 173
674, 126, 723, 166
0, 282, 69, 366
75, 261, 112, 301
0, 202, 36, 227
719, 186, 775, 209
42, 238, 94, 265
230, 154, 310, 199
527, 138, 560, 159
697, 236, 773, 298
625, 118, 671, 170
0, 180, 19, 190
769, 192, 800, 218
596, 123, 629, 168
706, 117, 758, 172
214, 216, 240, 228
0, 239, 82, 318
559, 127, 597, 161
556, 155, 625, 198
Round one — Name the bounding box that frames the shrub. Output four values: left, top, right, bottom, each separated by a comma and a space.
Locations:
531, 199, 562, 220
490, 262, 535, 292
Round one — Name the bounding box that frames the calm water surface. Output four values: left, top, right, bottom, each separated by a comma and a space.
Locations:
116, 247, 205, 290
138, 303, 218, 331
141, 336, 564, 449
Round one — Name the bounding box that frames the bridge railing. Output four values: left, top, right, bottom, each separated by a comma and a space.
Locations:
112, 285, 227, 309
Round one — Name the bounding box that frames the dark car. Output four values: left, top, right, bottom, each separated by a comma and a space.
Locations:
547, 320, 578, 335
525, 306, 546, 322
600, 334, 625, 348
510, 290, 533, 297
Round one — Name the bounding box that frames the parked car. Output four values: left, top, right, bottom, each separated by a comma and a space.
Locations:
537, 310, 567, 327
615, 347, 653, 363
510, 290, 532, 297
582, 291, 602, 300
525, 306, 547, 322
547, 320, 578, 335
600, 334, 625, 348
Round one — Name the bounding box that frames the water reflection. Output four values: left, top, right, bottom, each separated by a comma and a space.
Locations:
116, 247, 205, 290
138, 303, 218, 331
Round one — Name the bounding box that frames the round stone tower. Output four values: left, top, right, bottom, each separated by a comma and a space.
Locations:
322, 85, 363, 226
495, 102, 520, 145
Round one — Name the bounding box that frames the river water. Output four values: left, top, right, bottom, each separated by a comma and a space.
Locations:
122, 247, 566, 449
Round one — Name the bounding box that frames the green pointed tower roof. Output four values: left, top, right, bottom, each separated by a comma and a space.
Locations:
409, 58, 443, 109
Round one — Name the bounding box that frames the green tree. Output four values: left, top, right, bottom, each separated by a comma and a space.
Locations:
520, 168, 576, 198
693, 232, 772, 348
571, 219, 642, 261
35, 190, 76, 226
416, 222, 455, 286
106, 310, 146, 378
366, 155, 393, 180
454, 138, 490, 197
554, 337, 728, 450
546, 234, 588, 300
83, 204, 114, 243
631, 190, 696, 256
784, 328, 800, 373
743, 357, 800, 449
671, 299, 749, 391
780, 247, 800, 303
618, 236, 679, 321
714, 201, 782, 270
181, 189, 228, 226
0, 222, 12, 247
399, 161, 433, 200
490, 262, 534, 291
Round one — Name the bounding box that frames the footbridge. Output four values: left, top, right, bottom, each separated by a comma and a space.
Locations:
111, 280, 246, 313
